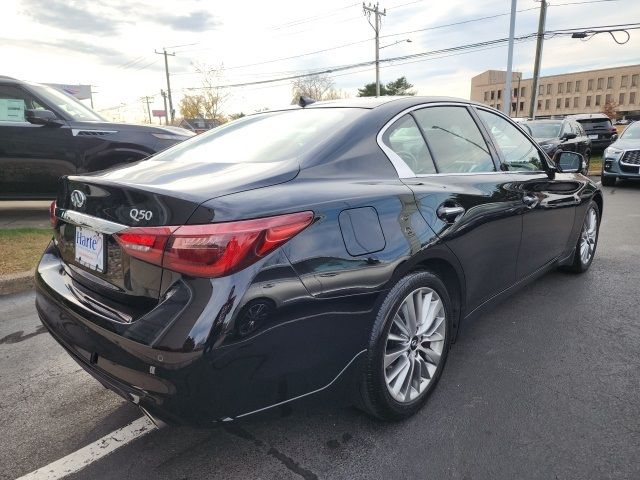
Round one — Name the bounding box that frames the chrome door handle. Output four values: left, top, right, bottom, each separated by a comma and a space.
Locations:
437, 205, 465, 223
522, 195, 539, 208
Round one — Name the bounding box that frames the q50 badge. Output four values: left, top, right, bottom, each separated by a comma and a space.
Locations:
129, 208, 153, 222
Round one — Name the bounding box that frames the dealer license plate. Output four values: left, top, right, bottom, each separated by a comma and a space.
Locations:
588, 134, 598, 139
75, 227, 105, 272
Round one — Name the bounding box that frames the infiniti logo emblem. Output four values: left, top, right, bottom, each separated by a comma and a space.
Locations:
70, 190, 86, 209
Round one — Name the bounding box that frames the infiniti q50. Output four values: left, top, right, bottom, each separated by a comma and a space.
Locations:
36, 97, 602, 424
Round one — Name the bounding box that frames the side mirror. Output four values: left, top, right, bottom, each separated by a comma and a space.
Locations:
26, 109, 64, 126
554, 151, 584, 173
562, 132, 577, 140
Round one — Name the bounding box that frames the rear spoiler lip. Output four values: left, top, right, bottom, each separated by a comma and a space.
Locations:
56, 208, 128, 235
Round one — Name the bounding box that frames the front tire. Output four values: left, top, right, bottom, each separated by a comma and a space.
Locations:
563, 201, 600, 273
360, 271, 452, 421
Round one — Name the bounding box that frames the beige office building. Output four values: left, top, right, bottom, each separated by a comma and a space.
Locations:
470, 64, 640, 119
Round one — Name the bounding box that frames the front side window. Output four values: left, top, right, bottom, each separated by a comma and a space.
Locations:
0, 85, 46, 122
477, 109, 545, 172
28, 84, 103, 122
621, 122, 640, 139
413, 106, 494, 174
381, 114, 436, 175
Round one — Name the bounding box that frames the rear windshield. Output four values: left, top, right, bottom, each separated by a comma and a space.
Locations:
523, 122, 562, 139
152, 108, 366, 164
577, 118, 612, 129
620, 122, 639, 139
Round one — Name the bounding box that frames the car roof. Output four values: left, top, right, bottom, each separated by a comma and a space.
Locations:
566, 113, 611, 121
524, 119, 564, 123
0, 75, 21, 85
304, 95, 486, 109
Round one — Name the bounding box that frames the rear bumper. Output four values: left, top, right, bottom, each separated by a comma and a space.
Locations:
36, 241, 373, 424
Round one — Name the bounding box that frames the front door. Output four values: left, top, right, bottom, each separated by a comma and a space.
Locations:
0, 84, 75, 198
381, 104, 524, 313
475, 108, 579, 279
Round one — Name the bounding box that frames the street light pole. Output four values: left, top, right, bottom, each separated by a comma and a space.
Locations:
155, 48, 176, 124
363, 2, 386, 97
503, 0, 517, 116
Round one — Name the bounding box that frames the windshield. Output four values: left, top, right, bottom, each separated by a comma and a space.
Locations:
29, 84, 104, 122
152, 108, 366, 164
524, 122, 562, 139
577, 118, 612, 130
620, 122, 640, 139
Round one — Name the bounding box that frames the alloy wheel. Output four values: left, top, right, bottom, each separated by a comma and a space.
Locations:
384, 287, 446, 403
580, 206, 598, 264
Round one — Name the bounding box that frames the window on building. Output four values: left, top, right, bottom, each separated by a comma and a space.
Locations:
498, 89, 502, 99
566, 81, 572, 93
497, 103, 501, 111
513, 88, 518, 98
632, 74, 639, 87
605, 93, 612, 104
597, 77, 604, 89
520, 87, 525, 97
520, 101, 524, 112
607, 76, 614, 89
556, 98, 561, 108
484, 91, 489, 101
545, 99, 550, 110
558, 83, 564, 94
621, 75, 628, 87
631, 91, 636, 104
619, 93, 625, 104
565, 97, 570, 108
539, 85, 544, 95
587, 79, 593, 91
537, 100, 541, 110
573, 97, 578, 108
491, 90, 495, 100
547, 84, 552, 94
595, 95, 601, 106
586, 96, 591, 107
575, 80, 581, 92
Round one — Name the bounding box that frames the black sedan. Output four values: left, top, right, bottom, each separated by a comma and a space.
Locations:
522, 118, 592, 174
36, 97, 602, 425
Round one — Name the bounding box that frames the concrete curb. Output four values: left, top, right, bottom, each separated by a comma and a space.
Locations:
0, 270, 35, 296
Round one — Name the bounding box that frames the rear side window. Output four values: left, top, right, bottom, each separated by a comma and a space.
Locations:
381, 115, 436, 174
477, 109, 545, 172
152, 108, 366, 164
412, 106, 494, 173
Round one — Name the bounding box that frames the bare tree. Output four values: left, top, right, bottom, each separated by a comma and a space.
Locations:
179, 63, 229, 123
291, 74, 346, 103
602, 99, 618, 121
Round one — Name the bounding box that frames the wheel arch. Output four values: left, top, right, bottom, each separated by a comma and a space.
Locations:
592, 190, 603, 217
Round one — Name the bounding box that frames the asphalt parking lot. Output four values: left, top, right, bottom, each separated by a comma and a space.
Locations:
1, 181, 639, 480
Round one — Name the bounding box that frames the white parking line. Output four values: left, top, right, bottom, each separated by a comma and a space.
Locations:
16, 417, 156, 480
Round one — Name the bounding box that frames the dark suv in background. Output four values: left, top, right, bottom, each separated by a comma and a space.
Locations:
0, 76, 194, 199
522, 118, 591, 173
566, 113, 618, 151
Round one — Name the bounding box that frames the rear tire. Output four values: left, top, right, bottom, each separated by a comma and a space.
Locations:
360, 271, 452, 421
563, 201, 600, 273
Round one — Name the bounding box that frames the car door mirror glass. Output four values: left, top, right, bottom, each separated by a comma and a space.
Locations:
554, 151, 583, 173
26, 109, 63, 126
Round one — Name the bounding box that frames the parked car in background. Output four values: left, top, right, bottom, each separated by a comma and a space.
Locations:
36, 96, 602, 426
615, 119, 630, 126
522, 118, 591, 174
566, 113, 617, 151
0, 76, 194, 199
601, 120, 640, 186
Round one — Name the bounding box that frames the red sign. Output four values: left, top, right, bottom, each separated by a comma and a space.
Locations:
152, 109, 166, 117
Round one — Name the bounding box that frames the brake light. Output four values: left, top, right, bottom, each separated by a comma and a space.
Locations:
114, 227, 176, 265
50, 201, 57, 228
114, 211, 313, 278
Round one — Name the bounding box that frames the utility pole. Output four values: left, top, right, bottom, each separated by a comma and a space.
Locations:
155, 48, 176, 124
160, 89, 168, 126
141, 96, 153, 123
503, 0, 517, 116
363, 2, 386, 97
529, 0, 548, 119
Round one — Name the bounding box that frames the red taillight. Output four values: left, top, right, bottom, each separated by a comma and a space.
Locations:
50, 201, 57, 228
114, 211, 313, 278
114, 227, 176, 265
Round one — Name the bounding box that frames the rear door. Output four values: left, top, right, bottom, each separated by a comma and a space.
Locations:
0, 84, 75, 198
384, 104, 524, 313
475, 108, 580, 279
